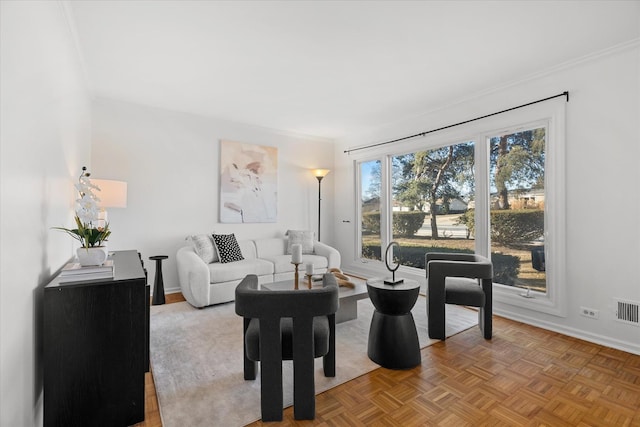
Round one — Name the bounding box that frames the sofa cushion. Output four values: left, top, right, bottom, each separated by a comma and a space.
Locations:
238, 239, 257, 260
286, 230, 314, 254
212, 233, 244, 263
187, 234, 218, 263
254, 238, 287, 259
208, 259, 274, 283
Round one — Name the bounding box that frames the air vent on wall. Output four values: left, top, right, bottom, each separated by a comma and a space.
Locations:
614, 298, 640, 326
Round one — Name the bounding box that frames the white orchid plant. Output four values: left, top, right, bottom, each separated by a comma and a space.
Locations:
53, 167, 111, 248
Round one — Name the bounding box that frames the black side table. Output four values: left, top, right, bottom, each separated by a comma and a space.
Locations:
150, 255, 168, 305
366, 278, 421, 369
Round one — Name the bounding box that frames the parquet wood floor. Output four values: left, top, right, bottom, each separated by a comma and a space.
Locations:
137, 292, 640, 426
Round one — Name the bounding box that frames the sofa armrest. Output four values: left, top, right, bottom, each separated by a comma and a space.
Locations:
313, 241, 341, 269
176, 246, 211, 308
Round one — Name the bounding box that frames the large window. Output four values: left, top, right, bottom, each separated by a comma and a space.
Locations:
355, 102, 565, 316
360, 160, 382, 261
489, 127, 546, 292
388, 141, 475, 268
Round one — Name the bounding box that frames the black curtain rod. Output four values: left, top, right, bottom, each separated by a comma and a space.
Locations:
344, 91, 569, 154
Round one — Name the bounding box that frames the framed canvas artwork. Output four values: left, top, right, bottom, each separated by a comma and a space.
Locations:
219, 140, 278, 223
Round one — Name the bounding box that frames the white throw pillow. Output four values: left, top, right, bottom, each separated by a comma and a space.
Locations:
286, 229, 315, 254
186, 234, 218, 263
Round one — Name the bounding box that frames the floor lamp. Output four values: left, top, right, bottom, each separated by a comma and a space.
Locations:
312, 169, 330, 241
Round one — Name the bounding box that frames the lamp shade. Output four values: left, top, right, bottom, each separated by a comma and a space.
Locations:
312, 169, 330, 178
92, 179, 128, 208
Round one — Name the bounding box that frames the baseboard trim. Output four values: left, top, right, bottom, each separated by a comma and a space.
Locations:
495, 307, 640, 356
153, 285, 181, 295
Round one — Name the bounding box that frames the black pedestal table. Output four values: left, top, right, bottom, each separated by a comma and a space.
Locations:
150, 255, 168, 305
366, 278, 421, 369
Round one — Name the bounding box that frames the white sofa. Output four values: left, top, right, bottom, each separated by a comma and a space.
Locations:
177, 236, 341, 308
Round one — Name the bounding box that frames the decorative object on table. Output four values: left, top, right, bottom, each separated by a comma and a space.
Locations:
327, 268, 355, 288
291, 242, 302, 289
52, 166, 111, 266
219, 140, 278, 223
312, 169, 330, 241
75, 245, 109, 267
261, 277, 368, 324
305, 263, 314, 288
383, 241, 404, 284
150, 255, 168, 305
290, 243, 302, 263
291, 262, 301, 289
58, 259, 114, 283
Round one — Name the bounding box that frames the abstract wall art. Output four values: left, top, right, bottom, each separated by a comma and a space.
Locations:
219, 140, 278, 223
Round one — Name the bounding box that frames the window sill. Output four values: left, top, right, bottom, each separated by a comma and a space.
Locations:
493, 283, 566, 317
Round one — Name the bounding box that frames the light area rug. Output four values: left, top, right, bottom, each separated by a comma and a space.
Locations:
150, 296, 478, 427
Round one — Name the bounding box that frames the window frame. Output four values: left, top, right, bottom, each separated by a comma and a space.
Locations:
355, 157, 391, 264
353, 99, 566, 316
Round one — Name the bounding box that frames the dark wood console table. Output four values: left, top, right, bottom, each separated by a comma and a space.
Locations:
43, 250, 149, 427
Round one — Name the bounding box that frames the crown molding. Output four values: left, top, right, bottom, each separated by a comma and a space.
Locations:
351, 38, 640, 144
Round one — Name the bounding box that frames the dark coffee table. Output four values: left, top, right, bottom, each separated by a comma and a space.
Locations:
261, 278, 369, 323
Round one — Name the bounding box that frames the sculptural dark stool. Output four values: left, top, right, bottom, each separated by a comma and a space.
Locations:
366, 278, 421, 369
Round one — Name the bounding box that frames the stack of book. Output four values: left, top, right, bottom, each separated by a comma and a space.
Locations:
59, 259, 115, 283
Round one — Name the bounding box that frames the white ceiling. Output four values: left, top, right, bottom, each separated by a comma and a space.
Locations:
68, 1, 639, 139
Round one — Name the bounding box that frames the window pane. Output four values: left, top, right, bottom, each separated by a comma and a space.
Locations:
391, 141, 475, 269
360, 160, 382, 261
489, 127, 547, 292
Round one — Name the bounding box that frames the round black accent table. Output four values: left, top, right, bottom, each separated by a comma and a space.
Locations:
150, 255, 168, 305
366, 278, 421, 369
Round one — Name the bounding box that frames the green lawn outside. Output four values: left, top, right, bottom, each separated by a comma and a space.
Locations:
361, 234, 546, 291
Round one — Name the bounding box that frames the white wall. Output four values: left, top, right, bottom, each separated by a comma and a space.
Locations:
0, 2, 91, 426
91, 98, 335, 292
333, 42, 640, 353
